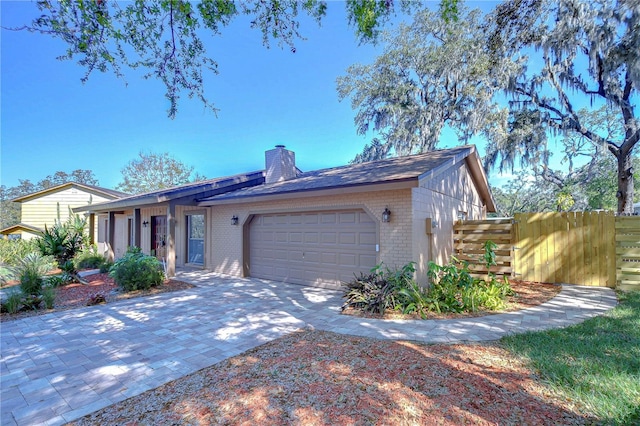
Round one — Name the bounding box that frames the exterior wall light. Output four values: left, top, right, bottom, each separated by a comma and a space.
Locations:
142, 221, 149, 228
231, 215, 239, 226
382, 207, 391, 223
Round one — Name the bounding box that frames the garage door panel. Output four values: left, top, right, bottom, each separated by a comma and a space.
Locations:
339, 270, 362, 282
360, 254, 378, 267
251, 248, 273, 259
261, 216, 275, 226
274, 215, 288, 225
249, 210, 377, 288
304, 251, 321, 263
320, 232, 337, 244
252, 264, 273, 276
289, 214, 303, 224
289, 251, 304, 262
304, 214, 319, 224
304, 232, 319, 243
289, 268, 305, 280
339, 233, 357, 245
339, 212, 356, 223
308, 270, 338, 283
321, 252, 337, 264
360, 232, 376, 245
321, 213, 337, 224
274, 250, 288, 260
338, 253, 357, 267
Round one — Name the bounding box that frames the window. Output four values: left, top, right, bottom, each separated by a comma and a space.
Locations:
186, 214, 205, 265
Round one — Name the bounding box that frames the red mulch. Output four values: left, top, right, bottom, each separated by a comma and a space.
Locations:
0, 273, 194, 321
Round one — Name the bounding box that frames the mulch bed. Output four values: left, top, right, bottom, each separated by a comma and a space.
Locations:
0, 273, 194, 321
71, 328, 594, 425
341, 280, 562, 320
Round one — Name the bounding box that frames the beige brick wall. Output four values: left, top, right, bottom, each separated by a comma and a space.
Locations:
209, 188, 414, 278
411, 162, 486, 282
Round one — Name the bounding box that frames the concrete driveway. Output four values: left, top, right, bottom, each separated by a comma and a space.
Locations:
1, 270, 617, 426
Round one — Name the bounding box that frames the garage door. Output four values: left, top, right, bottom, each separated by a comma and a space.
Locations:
249, 210, 377, 288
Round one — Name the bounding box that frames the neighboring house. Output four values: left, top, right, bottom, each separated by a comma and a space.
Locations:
0, 183, 127, 250
76, 145, 496, 288
635, 202, 640, 215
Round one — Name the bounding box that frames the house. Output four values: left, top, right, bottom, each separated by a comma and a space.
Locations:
76, 145, 496, 288
635, 202, 640, 215
0, 183, 127, 250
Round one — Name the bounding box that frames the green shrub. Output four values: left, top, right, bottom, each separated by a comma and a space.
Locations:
109, 247, 164, 291
0, 239, 38, 266
396, 278, 433, 319
100, 261, 114, 273
21, 294, 42, 311
46, 273, 73, 288
14, 253, 55, 296
20, 269, 43, 297
427, 241, 512, 313
74, 246, 106, 270
343, 241, 513, 318
42, 286, 56, 309
1, 291, 23, 314
342, 262, 434, 316
36, 213, 89, 271
0, 265, 14, 286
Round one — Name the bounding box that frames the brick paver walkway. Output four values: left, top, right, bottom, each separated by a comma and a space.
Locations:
0, 271, 618, 425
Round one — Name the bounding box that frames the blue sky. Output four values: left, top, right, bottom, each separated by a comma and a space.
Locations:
1, 1, 499, 191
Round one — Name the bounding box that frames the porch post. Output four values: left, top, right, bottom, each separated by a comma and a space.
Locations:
167, 201, 176, 277
88, 213, 95, 245
107, 211, 116, 262
133, 208, 141, 248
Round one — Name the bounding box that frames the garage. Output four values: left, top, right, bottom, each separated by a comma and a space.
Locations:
248, 210, 378, 288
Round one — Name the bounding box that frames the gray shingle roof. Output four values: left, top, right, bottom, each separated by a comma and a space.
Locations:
75, 171, 265, 212
199, 145, 475, 203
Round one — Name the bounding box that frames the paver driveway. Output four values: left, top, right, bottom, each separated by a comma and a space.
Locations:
1, 270, 617, 426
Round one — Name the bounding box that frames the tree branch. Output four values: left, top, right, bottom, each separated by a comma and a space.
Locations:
513, 83, 620, 157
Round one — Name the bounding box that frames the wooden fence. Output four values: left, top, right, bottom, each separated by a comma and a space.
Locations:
454, 212, 639, 289
453, 219, 514, 277
616, 216, 640, 291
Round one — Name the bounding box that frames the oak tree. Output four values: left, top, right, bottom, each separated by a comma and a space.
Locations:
339, 1, 639, 213
116, 151, 206, 194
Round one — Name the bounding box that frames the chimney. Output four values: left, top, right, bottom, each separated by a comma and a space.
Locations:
265, 145, 297, 184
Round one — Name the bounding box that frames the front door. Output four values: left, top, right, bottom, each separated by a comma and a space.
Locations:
151, 215, 167, 260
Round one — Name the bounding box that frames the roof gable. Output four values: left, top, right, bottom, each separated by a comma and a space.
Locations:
13, 182, 128, 203
0, 223, 44, 235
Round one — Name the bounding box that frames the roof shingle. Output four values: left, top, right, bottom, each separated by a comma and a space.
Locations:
199, 145, 474, 202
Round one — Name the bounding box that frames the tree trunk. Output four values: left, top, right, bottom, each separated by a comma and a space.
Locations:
617, 149, 634, 214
